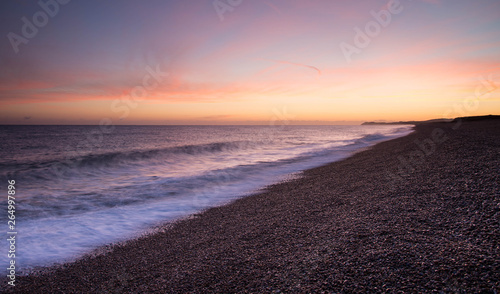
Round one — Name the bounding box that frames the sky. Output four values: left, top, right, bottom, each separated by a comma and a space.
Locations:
0, 0, 499, 125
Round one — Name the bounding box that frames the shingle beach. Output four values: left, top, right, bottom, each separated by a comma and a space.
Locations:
5, 118, 499, 293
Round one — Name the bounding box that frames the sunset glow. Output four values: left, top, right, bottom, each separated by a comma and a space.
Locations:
1, 0, 499, 124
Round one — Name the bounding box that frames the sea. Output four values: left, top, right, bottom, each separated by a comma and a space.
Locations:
0, 124, 413, 273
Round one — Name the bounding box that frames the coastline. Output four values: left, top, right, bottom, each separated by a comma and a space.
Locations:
5, 119, 500, 292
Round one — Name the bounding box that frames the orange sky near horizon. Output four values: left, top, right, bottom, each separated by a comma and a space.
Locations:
0, 0, 499, 125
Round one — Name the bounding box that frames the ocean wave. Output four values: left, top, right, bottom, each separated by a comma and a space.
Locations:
1, 130, 408, 219
0, 140, 264, 180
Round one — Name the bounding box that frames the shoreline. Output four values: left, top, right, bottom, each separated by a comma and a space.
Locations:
2, 125, 412, 276
5, 119, 500, 292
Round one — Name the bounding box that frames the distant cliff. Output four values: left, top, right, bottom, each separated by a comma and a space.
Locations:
451, 114, 500, 122
361, 121, 417, 125
362, 118, 453, 125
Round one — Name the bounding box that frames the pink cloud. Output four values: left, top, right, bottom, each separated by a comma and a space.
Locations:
257, 58, 321, 75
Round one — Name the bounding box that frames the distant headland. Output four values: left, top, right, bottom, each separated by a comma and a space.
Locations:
362, 115, 500, 125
